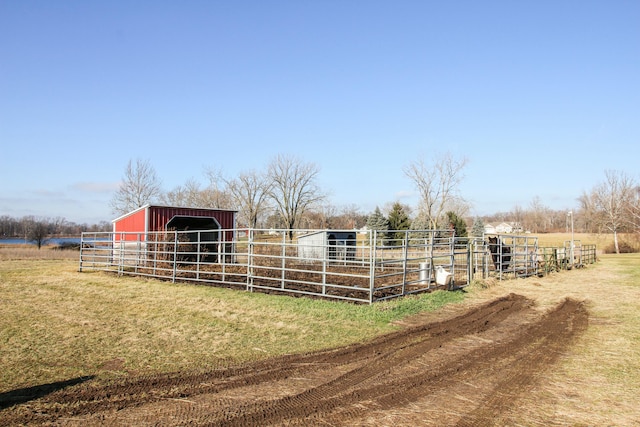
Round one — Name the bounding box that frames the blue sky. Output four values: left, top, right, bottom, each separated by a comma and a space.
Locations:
1, 1, 638, 224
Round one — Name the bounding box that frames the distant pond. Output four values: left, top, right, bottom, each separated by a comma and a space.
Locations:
0, 237, 82, 246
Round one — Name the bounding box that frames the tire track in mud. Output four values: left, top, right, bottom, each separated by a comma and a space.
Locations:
209, 295, 587, 427
454, 297, 589, 427
1, 293, 588, 426
206, 294, 534, 426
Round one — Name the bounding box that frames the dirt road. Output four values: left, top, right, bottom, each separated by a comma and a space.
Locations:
2, 293, 588, 426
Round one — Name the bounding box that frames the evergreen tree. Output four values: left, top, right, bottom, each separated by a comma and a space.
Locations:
387, 202, 411, 246
446, 211, 468, 237
366, 206, 389, 246
471, 217, 485, 237
408, 209, 432, 242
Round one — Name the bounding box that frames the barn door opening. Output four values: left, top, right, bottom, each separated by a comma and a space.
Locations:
166, 216, 221, 262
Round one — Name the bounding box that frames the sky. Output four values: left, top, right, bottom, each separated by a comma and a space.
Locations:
1, 1, 639, 224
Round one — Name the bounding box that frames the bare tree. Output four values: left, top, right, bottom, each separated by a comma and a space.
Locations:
22, 216, 51, 249
266, 154, 325, 239
404, 152, 468, 230
201, 167, 233, 209
299, 204, 337, 229
160, 179, 201, 207
526, 196, 550, 233
0, 215, 110, 237
510, 204, 525, 231
50, 217, 67, 235
160, 168, 233, 210
110, 158, 162, 216
626, 184, 640, 233
300, 203, 367, 229
225, 169, 272, 228
587, 170, 636, 253
443, 198, 471, 220
578, 191, 598, 233
339, 204, 368, 229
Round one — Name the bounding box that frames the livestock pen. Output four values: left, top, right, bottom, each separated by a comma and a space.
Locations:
79, 229, 597, 302
79, 228, 458, 303
480, 234, 597, 280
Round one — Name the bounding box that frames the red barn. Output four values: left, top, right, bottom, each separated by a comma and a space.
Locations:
112, 204, 237, 244
111, 204, 238, 263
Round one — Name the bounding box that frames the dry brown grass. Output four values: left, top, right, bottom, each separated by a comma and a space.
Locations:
0, 245, 79, 261
532, 231, 613, 247
464, 253, 640, 426
1, 245, 638, 425
0, 254, 461, 394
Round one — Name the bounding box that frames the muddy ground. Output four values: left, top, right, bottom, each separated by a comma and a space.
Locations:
1, 293, 588, 426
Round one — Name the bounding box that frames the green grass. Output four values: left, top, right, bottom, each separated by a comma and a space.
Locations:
0, 257, 464, 392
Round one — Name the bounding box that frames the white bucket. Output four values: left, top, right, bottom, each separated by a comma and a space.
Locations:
419, 262, 430, 284
435, 266, 452, 287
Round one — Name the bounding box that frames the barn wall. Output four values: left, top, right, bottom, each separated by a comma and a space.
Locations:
147, 207, 235, 231
113, 207, 147, 242
112, 205, 237, 243
148, 206, 236, 242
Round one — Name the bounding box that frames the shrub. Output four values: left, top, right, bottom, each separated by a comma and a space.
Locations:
602, 239, 639, 254
55, 242, 81, 251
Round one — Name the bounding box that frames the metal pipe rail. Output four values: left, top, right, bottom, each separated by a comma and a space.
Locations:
80, 228, 457, 303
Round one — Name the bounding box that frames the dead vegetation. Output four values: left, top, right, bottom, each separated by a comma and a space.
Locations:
1, 247, 639, 425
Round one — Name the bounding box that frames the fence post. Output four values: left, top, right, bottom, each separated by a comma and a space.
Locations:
246, 229, 253, 292
467, 240, 473, 284
196, 230, 201, 280
220, 229, 226, 282
401, 231, 408, 295
369, 229, 376, 304
79, 233, 85, 272
135, 233, 141, 274
172, 230, 178, 283
281, 231, 286, 289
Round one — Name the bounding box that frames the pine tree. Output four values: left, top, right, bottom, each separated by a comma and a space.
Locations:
366, 206, 389, 246
446, 211, 468, 237
408, 209, 432, 242
387, 202, 411, 246
471, 217, 485, 237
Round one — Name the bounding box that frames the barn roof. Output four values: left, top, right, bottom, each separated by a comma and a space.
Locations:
112, 204, 237, 223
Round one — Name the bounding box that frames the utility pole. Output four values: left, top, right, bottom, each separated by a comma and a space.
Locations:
567, 211, 574, 267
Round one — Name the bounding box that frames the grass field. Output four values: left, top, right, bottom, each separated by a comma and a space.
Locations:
0, 249, 464, 391
1, 235, 639, 424
463, 252, 640, 426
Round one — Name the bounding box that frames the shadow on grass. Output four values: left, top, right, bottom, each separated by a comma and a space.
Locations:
0, 376, 95, 410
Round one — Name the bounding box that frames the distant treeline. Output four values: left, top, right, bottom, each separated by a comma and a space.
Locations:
0, 215, 111, 238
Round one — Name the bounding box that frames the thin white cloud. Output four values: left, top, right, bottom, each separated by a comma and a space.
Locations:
71, 181, 120, 193
395, 190, 415, 200
31, 189, 65, 198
